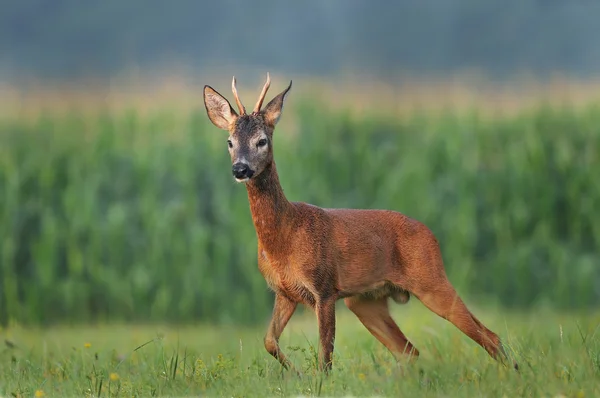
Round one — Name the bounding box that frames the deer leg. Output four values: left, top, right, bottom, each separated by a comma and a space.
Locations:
315, 297, 337, 373
411, 279, 518, 370
264, 293, 298, 371
344, 296, 419, 361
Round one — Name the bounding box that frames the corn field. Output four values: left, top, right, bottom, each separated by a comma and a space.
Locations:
0, 97, 599, 326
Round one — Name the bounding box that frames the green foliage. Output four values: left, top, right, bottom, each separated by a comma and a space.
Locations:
0, 100, 599, 326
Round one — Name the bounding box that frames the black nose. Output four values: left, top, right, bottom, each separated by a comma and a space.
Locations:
232, 163, 253, 179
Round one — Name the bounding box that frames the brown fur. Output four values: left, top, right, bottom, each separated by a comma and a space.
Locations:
203, 74, 519, 374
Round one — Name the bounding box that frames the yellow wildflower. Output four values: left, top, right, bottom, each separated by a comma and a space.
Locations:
84, 343, 91, 348
358, 373, 366, 381
109, 372, 120, 381
34, 390, 45, 398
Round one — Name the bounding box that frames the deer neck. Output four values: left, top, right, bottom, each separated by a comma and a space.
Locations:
245, 162, 294, 251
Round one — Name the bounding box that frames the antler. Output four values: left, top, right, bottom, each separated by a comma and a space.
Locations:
231, 76, 246, 115
252, 72, 271, 114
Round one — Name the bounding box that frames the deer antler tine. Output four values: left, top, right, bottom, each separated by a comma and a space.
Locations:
253, 72, 271, 114
232, 76, 246, 115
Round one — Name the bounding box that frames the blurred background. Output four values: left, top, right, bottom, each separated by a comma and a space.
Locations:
2, 0, 600, 80
0, 0, 599, 327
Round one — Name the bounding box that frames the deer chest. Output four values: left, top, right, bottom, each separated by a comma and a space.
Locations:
258, 249, 316, 307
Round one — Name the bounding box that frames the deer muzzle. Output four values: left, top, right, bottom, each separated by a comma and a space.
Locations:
232, 162, 254, 181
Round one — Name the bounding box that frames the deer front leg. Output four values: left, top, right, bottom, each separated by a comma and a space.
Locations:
316, 297, 336, 373
264, 293, 297, 371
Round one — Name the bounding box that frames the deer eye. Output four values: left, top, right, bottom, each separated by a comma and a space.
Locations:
227, 140, 233, 149
257, 138, 268, 147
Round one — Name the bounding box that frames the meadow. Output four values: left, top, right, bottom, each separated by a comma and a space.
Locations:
0, 74, 599, 396
1, 303, 599, 397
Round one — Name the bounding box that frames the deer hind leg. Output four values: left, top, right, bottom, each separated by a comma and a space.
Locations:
410, 278, 518, 370
264, 293, 298, 372
344, 295, 419, 362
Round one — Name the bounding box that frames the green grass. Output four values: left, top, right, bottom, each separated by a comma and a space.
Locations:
1, 301, 599, 397
1, 94, 600, 396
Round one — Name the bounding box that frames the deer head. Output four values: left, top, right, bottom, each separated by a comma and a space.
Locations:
203, 73, 292, 182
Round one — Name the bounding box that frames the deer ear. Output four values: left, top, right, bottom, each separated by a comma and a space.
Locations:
262, 81, 292, 127
203, 85, 238, 130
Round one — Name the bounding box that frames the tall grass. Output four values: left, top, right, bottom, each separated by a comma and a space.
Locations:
0, 86, 599, 326
1, 305, 599, 397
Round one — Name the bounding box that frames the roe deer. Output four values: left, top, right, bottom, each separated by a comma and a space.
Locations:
203, 73, 518, 373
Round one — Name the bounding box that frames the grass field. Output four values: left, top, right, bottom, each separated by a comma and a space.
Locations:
1, 301, 598, 397
1, 74, 599, 397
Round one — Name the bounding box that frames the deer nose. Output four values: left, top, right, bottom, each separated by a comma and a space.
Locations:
232, 163, 253, 179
